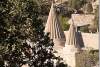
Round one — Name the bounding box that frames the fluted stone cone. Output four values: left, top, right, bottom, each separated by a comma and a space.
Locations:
64, 22, 81, 52
68, 22, 77, 46
63, 22, 79, 67
45, 3, 65, 48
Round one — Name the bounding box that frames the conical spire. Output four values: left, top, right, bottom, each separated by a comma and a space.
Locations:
45, 3, 65, 40
67, 22, 77, 47
63, 22, 81, 67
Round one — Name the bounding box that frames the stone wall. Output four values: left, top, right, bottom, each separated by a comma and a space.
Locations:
64, 31, 99, 50
81, 33, 98, 50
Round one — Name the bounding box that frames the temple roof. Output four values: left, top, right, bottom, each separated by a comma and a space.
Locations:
45, 3, 65, 39
68, 14, 95, 26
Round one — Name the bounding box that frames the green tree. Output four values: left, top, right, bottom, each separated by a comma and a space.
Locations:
68, 0, 85, 10
76, 50, 99, 67
0, 0, 66, 67
83, 3, 93, 14
60, 16, 70, 31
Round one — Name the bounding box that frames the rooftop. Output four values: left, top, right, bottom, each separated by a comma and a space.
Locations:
68, 14, 95, 26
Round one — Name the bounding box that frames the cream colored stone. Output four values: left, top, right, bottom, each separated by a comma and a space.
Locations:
62, 23, 79, 67
45, 3, 99, 67
63, 45, 76, 67
45, 3, 65, 48
64, 31, 98, 50
68, 14, 95, 26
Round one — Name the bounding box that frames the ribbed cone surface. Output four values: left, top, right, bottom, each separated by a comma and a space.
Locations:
45, 3, 65, 40
67, 22, 77, 46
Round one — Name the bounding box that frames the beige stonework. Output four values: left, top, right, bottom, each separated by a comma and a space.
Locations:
45, 3, 99, 67
62, 23, 79, 67
63, 46, 77, 67
81, 33, 99, 50
45, 3, 66, 49
61, 31, 98, 67
68, 14, 95, 26
64, 31, 99, 50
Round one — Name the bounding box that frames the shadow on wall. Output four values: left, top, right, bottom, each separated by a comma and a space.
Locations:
76, 32, 84, 48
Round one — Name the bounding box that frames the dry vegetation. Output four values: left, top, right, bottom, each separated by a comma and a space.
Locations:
76, 50, 99, 67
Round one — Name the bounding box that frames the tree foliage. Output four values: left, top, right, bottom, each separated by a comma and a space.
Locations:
83, 3, 93, 14
0, 0, 66, 67
60, 16, 70, 31
76, 50, 99, 67
68, 0, 86, 10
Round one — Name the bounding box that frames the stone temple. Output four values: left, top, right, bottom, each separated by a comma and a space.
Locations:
44, 3, 99, 67
45, 3, 66, 54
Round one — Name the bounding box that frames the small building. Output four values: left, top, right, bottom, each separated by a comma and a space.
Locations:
45, 3, 99, 67
68, 14, 97, 33
44, 3, 66, 55
68, 14, 95, 27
